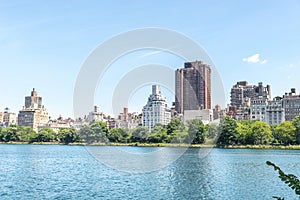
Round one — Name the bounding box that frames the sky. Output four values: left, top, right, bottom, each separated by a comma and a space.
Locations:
1, 0, 300, 118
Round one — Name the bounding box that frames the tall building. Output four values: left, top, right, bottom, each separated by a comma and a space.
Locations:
230, 81, 271, 120
18, 88, 49, 131
250, 96, 268, 122
266, 97, 285, 125
142, 85, 171, 132
283, 88, 300, 121
230, 81, 255, 109
25, 88, 42, 109
175, 61, 211, 114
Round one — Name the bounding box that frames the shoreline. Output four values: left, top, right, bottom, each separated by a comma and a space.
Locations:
1, 142, 300, 149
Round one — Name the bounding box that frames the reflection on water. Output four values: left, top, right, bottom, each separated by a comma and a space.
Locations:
0, 145, 299, 199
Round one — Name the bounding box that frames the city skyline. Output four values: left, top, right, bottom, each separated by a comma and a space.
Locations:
1, 1, 300, 117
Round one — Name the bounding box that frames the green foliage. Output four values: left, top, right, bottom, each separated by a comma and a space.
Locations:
131, 126, 149, 143
206, 124, 218, 139
37, 128, 56, 142
235, 122, 250, 145
107, 128, 130, 143
1, 126, 19, 142
79, 121, 109, 143
249, 121, 272, 145
57, 128, 78, 144
167, 119, 185, 135
147, 124, 169, 143
292, 114, 300, 144
266, 161, 300, 199
171, 130, 188, 143
217, 116, 238, 145
186, 119, 205, 144
2, 114, 300, 145
274, 121, 296, 145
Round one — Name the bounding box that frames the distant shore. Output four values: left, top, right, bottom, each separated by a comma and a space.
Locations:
1, 142, 300, 149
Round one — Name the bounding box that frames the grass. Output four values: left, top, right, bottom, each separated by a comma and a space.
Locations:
1, 141, 300, 149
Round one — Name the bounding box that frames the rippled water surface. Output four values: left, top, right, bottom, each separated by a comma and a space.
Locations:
1, 144, 300, 199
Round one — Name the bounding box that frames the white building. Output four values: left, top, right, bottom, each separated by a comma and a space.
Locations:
142, 85, 171, 132
86, 106, 105, 123
2, 108, 17, 126
183, 109, 213, 124
250, 97, 267, 122
266, 97, 285, 125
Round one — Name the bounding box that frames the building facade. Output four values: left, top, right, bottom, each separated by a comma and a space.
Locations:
18, 88, 49, 131
230, 81, 271, 120
142, 85, 171, 132
86, 106, 105, 123
0, 109, 3, 124
283, 88, 300, 121
116, 108, 140, 129
250, 97, 268, 122
183, 109, 213, 124
2, 108, 17, 126
175, 61, 211, 114
266, 97, 285, 125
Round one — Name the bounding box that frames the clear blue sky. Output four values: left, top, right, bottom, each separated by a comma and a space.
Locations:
1, 0, 300, 118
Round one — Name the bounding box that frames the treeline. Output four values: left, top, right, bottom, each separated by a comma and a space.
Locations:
0, 126, 78, 144
0, 119, 207, 145
1, 114, 300, 146
217, 115, 300, 146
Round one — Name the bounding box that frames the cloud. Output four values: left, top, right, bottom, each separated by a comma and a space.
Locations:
242, 53, 267, 64
261, 59, 268, 64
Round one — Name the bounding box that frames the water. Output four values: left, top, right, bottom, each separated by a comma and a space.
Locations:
0, 145, 300, 199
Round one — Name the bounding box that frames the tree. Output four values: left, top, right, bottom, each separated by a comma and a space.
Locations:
131, 126, 149, 143
107, 128, 126, 143
1, 126, 19, 142
166, 119, 185, 135
171, 130, 188, 143
206, 123, 219, 139
79, 121, 109, 144
274, 121, 296, 145
37, 128, 56, 142
249, 121, 272, 145
217, 116, 238, 145
235, 122, 250, 145
292, 114, 300, 144
57, 128, 78, 144
147, 124, 169, 143
186, 119, 205, 144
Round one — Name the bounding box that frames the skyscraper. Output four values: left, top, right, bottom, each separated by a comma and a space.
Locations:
18, 88, 49, 131
175, 61, 211, 114
142, 85, 171, 132
25, 88, 43, 109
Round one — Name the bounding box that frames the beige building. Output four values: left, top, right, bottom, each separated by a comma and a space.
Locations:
0, 109, 3, 124
18, 88, 49, 131
116, 107, 140, 129
2, 108, 17, 126
183, 109, 213, 124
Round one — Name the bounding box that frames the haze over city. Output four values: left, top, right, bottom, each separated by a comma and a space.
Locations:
1, 0, 300, 118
